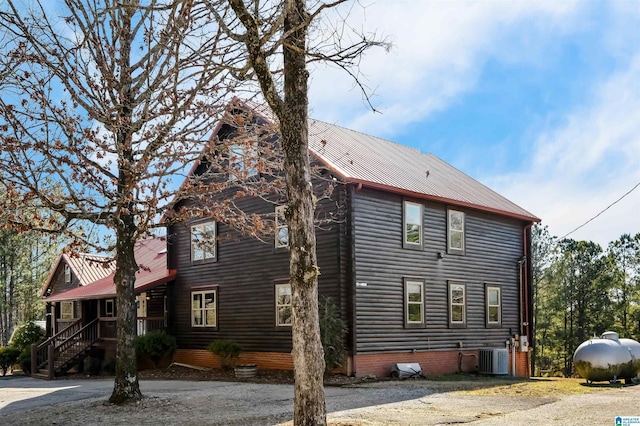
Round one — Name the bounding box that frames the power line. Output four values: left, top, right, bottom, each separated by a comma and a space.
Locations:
561, 180, 640, 240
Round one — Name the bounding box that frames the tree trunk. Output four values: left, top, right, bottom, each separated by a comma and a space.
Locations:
109, 224, 142, 404
282, 1, 326, 424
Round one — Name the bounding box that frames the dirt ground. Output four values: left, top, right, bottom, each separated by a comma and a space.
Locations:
2, 366, 640, 425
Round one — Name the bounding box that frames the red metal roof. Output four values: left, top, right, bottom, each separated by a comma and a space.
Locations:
45, 237, 175, 302
40, 252, 116, 297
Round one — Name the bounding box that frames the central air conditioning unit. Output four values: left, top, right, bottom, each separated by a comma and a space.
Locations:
478, 348, 509, 375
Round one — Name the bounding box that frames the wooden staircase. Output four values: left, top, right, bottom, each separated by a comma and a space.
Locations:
31, 318, 99, 380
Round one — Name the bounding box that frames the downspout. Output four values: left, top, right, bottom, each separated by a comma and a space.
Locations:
522, 222, 534, 377
348, 184, 358, 376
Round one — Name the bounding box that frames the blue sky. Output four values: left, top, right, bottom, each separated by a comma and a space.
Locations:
308, 0, 640, 248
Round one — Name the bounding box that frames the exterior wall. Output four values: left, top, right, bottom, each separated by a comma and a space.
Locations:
351, 187, 529, 376
49, 262, 81, 296
166, 181, 348, 354
175, 349, 294, 370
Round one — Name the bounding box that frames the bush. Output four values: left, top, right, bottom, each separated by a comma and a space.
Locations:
208, 340, 242, 369
10, 322, 46, 353
83, 356, 102, 375
135, 331, 177, 368
319, 296, 347, 373
0, 346, 21, 376
20, 356, 31, 375
102, 357, 116, 375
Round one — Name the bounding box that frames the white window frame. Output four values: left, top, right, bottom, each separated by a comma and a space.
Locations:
486, 285, 502, 326
60, 301, 74, 320
275, 205, 289, 249
404, 279, 425, 327
275, 283, 292, 327
191, 290, 217, 328
191, 221, 216, 263
449, 282, 466, 327
105, 299, 115, 317
447, 209, 465, 254
403, 201, 423, 248
229, 139, 258, 180
64, 264, 71, 284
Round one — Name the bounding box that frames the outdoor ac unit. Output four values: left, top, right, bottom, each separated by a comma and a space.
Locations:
478, 348, 509, 375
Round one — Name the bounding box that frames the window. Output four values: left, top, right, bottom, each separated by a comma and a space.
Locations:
404, 279, 425, 328
275, 284, 292, 327
449, 282, 466, 327
486, 285, 502, 327
191, 221, 216, 263
403, 201, 423, 249
229, 140, 258, 180
192, 290, 217, 327
64, 264, 71, 284
275, 205, 289, 249
105, 299, 115, 317
60, 301, 74, 320
447, 209, 465, 254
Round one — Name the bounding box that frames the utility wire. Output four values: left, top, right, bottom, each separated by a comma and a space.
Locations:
561, 180, 640, 240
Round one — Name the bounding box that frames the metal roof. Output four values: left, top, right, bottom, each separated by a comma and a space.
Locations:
45, 238, 175, 302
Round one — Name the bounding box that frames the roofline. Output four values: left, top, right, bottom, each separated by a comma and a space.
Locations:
44, 270, 177, 302
346, 178, 541, 223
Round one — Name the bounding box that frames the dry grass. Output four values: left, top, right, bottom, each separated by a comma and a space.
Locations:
456, 376, 623, 397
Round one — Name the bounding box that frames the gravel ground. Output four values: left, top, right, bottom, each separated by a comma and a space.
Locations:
1, 372, 639, 425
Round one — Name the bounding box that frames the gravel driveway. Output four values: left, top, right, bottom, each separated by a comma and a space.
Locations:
1, 375, 639, 425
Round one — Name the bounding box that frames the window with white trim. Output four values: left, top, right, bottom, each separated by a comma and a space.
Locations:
64, 264, 71, 284
191, 221, 216, 263
60, 301, 74, 320
486, 285, 502, 326
403, 201, 423, 248
449, 282, 466, 327
229, 140, 258, 180
275, 205, 289, 249
275, 284, 292, 327
447, 209, 465, 254
191, 290, 217, 327
404, 279, 425, 328
105, 299, 115, 317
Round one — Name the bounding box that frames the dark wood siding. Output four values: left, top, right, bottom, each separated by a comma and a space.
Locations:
167, 180, 348, 353
352, 187, 526, 353
49, 262, 81, 295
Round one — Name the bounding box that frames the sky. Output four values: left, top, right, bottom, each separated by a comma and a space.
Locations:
307, 0, 640, 248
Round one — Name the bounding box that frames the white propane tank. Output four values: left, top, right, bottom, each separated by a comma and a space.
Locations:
573, 332, 640, 383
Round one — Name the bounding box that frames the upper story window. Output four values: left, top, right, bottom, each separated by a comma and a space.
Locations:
192, 290, 217, 327
64, 264, 71, 284
60, 301, 74, 320
404, 278, 425, 328
191, 221, 217, 264
449, 282, 466, 328
275, 283, 292, 327
403, 201, 423, 249
447, 209, 465, 254
486, 285, 502, 327
275, 205, 289, 249
229, 140, 258, 180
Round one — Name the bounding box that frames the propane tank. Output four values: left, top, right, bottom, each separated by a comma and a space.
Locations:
573, 331, 640, 383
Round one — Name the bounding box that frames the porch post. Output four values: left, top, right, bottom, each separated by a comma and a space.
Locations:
48, 344, 54, 380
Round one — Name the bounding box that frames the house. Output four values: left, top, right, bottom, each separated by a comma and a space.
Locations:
35, 237, 174, 379
165, 100, 539, 378
38, 100, 539, 379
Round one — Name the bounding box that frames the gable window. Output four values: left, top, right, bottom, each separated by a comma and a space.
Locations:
191, 221, 216, 263
275, 205, 289, 249
60, 301, 74, 320
275, 284, 292, 327
486, 285, 502, 327
404, 279, 425, 328
192, 290, 217, 327
447, 209, 465, 254
403, 201, 423, 249
229, 140, 258, 180
105, 299, 115, 317
449, 282, 466, 328
64, 264, 71, 284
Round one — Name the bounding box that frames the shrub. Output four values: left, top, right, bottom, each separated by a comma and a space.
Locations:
0, 346, 21, 376
20, 356, 31, 375
10, 322, 46, 353
102, 357, 116, 375
83, 356, 102, 375
135, 331, 177, 367
208, 340, 242, 369
319, 296, 347, 373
